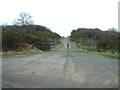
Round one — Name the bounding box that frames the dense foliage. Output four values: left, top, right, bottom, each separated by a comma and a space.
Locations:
2, 25, 61, 52
70, 28, 119, 53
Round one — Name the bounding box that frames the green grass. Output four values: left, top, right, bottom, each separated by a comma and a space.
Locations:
73, 43, 119, 58
2, 51, 43, 56
2, 43, 63, 56
51, 43, 63, 51
91, 51, 119, 58
42, 43, 63, 53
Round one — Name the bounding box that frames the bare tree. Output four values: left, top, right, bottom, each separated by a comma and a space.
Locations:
13, 12, 34, 26
1, 23, 8, 26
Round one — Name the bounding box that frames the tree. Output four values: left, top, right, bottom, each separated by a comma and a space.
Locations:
107, 28, 117, 32
13, 12, 34, 26
1, 23, 8, 26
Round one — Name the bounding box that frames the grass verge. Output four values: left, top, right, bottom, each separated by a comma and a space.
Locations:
51, 43, 63, 51
73, 43, 119, 58
2, 51, 43, 56
42, 43, 63, 53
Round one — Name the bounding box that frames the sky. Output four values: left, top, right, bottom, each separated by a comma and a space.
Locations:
0, 0, 119, 37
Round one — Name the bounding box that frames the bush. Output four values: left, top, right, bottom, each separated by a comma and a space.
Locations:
2, 25, 61, 52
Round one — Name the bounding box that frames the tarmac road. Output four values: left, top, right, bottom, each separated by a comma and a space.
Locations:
2, 38, 118, 88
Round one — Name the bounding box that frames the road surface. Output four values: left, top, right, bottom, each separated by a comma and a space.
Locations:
2, 38, 118, 88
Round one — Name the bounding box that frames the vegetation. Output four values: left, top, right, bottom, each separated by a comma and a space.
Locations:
13, 12, 34, 26
2, 12, 119, 58
73, 41, 119, 58
2, 12, 61, 54
70, 28, 119, 57
2, 51, 42, 56
2, 43, 63, 56
51, 43, 63, 51
2, 25, 61, 52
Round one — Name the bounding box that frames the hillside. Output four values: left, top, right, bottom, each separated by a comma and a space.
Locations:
70, 28, 119, 54
2, 25, 61, 53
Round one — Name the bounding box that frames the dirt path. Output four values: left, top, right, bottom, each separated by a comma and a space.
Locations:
2, 38, 118, 88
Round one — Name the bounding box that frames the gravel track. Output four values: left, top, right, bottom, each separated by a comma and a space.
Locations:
2, 38, 118, 88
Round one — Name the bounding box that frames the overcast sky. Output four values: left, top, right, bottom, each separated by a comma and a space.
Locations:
0, 0, 119, 37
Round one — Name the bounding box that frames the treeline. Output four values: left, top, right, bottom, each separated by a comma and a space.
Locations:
70, 28, 119, 53
2, 25, 61, 52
